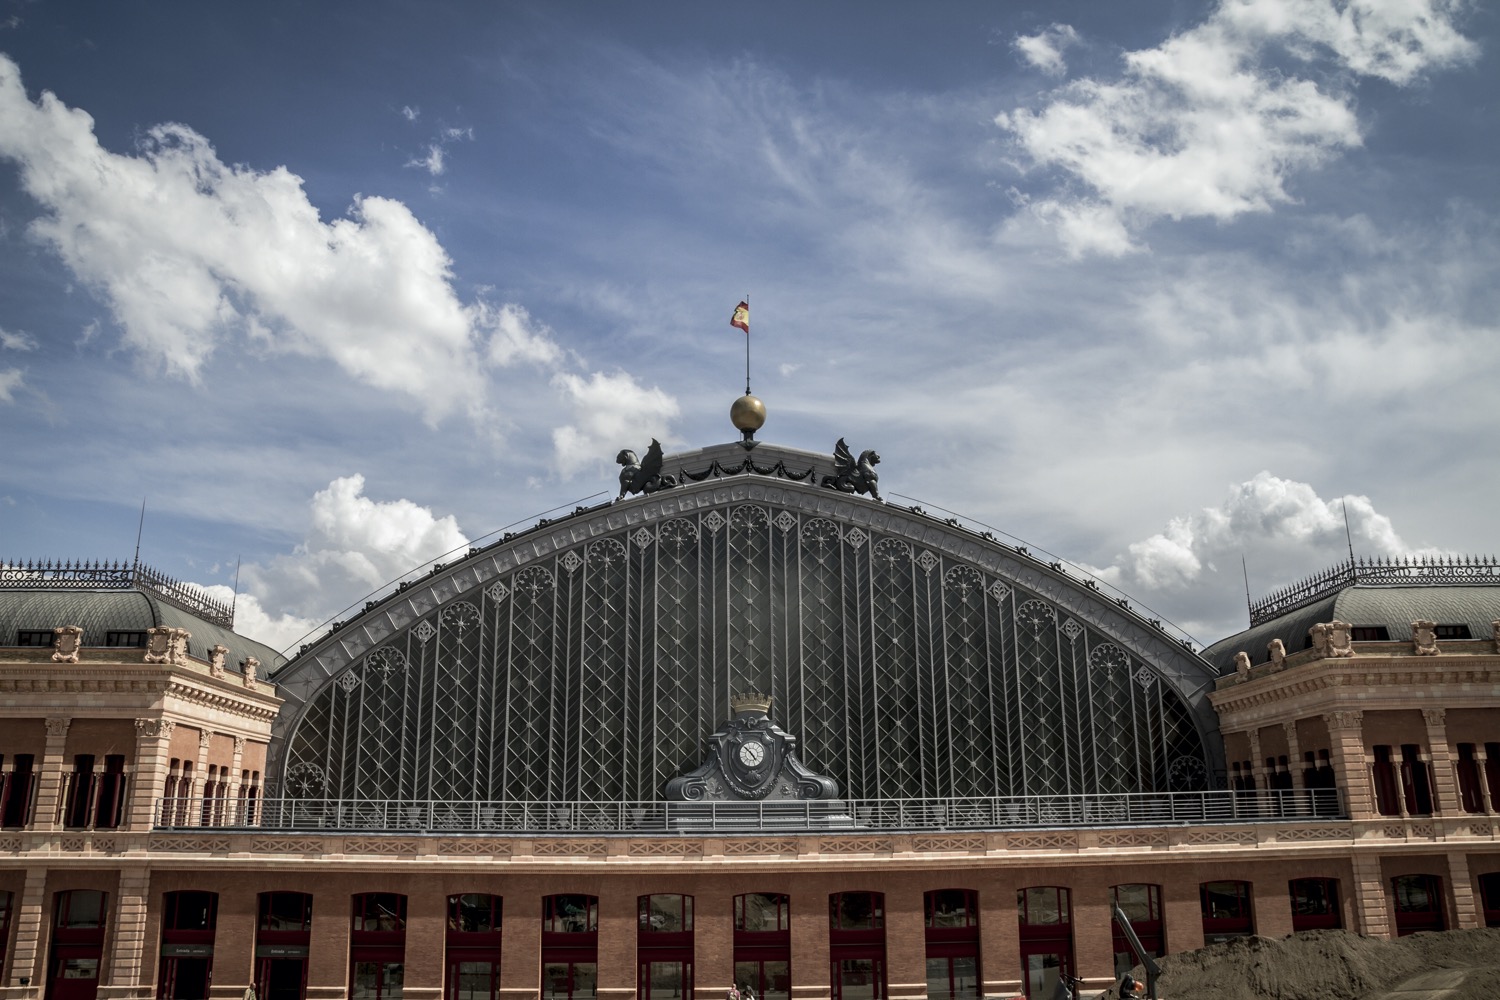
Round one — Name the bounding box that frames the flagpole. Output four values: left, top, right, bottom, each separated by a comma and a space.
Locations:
744, 293, 751, 395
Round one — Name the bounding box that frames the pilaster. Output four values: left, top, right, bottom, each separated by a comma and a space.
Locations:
2, 866, 50, 996
33, 718, 71, 832
884, 891, 926, 1000
1447, 852, 1480, 930
1351, 853, 1390, 939
98, 867, 153, 1000
1326, 711, 1372, 818
1283, 722, 1303, 789
1422, 709, 1461, 815
690, 887, 733, 1000
128, 720, 176, 832
788, 898, 830, 1000
979, 884, 1020, 1000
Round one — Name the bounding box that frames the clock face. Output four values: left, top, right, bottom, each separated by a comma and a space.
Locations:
738, 741, 766, 766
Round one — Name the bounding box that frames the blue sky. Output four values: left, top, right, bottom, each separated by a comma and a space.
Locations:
1, 0, 1496, 653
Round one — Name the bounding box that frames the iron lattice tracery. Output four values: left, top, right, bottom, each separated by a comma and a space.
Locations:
282, 501, 1207, 803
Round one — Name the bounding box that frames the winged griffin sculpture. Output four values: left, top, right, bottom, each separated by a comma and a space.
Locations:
821, 438, 881, 501
616, 439, 678, 500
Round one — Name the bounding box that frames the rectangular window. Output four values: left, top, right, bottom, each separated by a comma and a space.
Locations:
1, 755, 36, 828
1350, 626, 1390, 641
1434, 624, 1472, 640
105, 631, 147, 647
15, 630, 56, 647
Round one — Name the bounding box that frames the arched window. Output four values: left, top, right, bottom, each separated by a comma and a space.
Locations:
829, 893, 885, 1000
924, 890, 979, 1000
1200, 881, 1253, 942
1289, 879, 1340, 932
1017, 887, 1072, 1000
638, 895, 692, 1000
542, 896, 597, 1000
256, 892, 313, 1000
1391, 875, 1444, 936
734, 894, 790, 1000
446, 894, 501, 1000
351, 894, 406, 1000
49, 890, 109, 1000
158, 891, 218, 1000
1110, 884, 1163, 976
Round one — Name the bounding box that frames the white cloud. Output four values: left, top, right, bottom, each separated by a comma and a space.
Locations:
197, 585, 322, 654
0, 55, 552, 424
0, 367, 22, 402
1014, 24, 1080, 76
551, 371, 681, 478
998, 0, 1477, 255
0, 327, 37, 351
241, 474, 471, 623
401, 105, 420, 121
410, 144, 445, 175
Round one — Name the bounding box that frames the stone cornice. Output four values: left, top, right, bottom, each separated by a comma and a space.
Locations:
0, 661, 282, 727
1211, 653, 1500, 724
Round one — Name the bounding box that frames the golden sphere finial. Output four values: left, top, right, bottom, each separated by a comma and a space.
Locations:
730, 393, 766, 436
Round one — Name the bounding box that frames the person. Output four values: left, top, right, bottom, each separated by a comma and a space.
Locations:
1119, 974, 1140, 998
743, 985, 756, 1000
726, 986, 741, 1000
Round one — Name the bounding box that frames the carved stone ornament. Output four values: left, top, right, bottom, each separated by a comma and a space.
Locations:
616, 438, 677, 500
135, 718, 176, 741
199, 729, 214, 750
1422, 707, 1447, 728
241, 656, 259, 687
144, 626, 191, 666
1233, 651, 1252, 676
45, 717, 71, 739
1309, 621, 1354, 659
821, 438, 882, 501
1267, 638, 1287, 669
1326, 710, 1364, 732
1411, 620, 1439, 656
1492, 619, 1500, 651
51, 625, 84, 663
665, 692, 839, 801
208, 644, 229, 678
233, 735, 246, 756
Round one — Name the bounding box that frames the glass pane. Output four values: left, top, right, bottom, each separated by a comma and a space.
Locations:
353, 963, 381, 1000
60, 890, 106, 928
838, 959, 879, 1000
928, 890, 973, 928
926, 958, 952, 1000
836, 894, 875, 930
383, 964, 404, 1000
1202, 883, 1247, 919
648, 961, 687, 999
452, 895, 496, 933
1113, 884, 1156, 922
573, 963, 597, 1000
645, 895, 686, 933
763, 961, 790, 1000
1025, 954, 1061, 1000
951, 957, 978, 1000
62, 959, 99, 980
263, 893, 311, 931
454, 962, 495, 1000
738, 894, 787, 932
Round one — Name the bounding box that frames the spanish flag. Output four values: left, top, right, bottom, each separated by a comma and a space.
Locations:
730, 301, 750, 333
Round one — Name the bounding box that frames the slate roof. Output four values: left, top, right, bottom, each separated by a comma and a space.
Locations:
0, 588, 286, 671
1203, 583, 1500, 674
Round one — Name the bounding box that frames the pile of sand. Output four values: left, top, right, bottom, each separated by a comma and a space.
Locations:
1144, 928, 1500, 1000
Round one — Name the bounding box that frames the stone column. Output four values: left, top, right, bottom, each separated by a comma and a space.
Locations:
691, 887, 734, 1000
1350, 854, 1390, 939
99, 867, 153, 1000
1, 866, 49, 999
1247, 730, 1265, 791
884, 892, 926, 1000
192, 731, 213, 827
1283, 722, 1303, 789
788, 897, 830, 1000
1447, 852, 1480, 930
979, 886, 1020, 1000
1325, 711, 1371, 818
128, 720, 176, 832
34, 717, 71, 831
1422, 709, 1461, 816
1476, 747, 1496, 815
228, 737, 247, 824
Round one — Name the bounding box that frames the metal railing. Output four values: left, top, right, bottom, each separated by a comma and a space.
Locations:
1249, 555, 1500, 626
154, 788, 1345, 834
0, 558, 235, 629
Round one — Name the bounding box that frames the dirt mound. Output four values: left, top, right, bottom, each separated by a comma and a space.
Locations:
1146, 928, 1500, 1000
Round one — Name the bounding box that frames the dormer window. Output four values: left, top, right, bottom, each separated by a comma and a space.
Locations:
1435, 624, 1472, 640
1350, 626, 1390, 641
15, 630, 55, 647
105, 631, 147, 648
